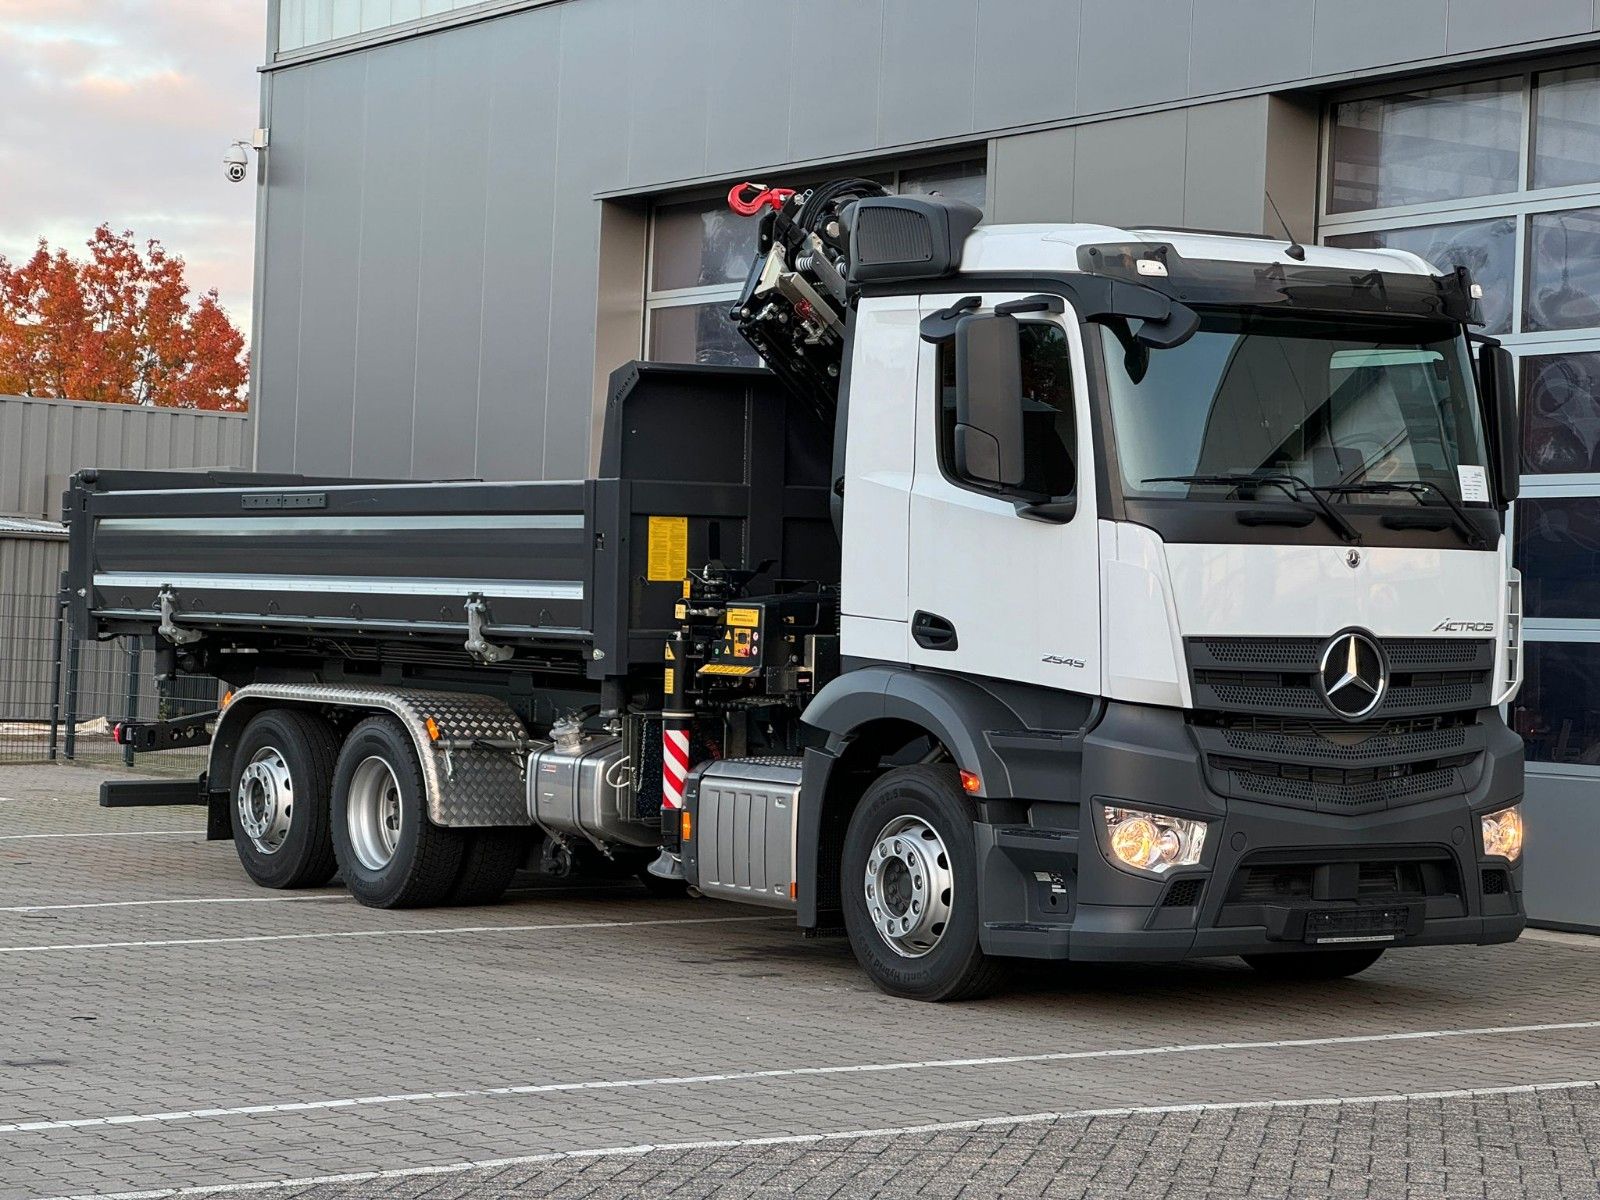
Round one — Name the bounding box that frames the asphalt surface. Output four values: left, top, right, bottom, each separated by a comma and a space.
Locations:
1, 762, 1598, 1200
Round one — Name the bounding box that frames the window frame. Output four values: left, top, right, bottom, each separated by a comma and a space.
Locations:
1321, 57, 1600, 777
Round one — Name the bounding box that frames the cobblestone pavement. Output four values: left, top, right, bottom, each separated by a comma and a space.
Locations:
1, 762, 1597, 1200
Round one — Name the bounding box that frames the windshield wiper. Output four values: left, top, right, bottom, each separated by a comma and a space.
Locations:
1311, 481, 1488, 550
1143, 473, 1361, 543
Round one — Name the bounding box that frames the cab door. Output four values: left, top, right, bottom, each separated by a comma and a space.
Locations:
904, 292, 1102, 694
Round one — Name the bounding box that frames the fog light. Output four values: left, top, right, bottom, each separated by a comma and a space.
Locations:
1103, 806, 1207, 873
1481, 804, 1523, 862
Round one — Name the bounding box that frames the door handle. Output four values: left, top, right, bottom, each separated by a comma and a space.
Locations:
912, 610, 959, 651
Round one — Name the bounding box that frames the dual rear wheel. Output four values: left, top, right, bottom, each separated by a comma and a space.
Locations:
229, 709, 525, 908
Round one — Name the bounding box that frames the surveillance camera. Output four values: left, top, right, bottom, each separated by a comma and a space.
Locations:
224, 141, 250, 184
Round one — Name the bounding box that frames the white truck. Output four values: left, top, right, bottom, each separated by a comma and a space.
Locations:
69, 179, 1527, 1000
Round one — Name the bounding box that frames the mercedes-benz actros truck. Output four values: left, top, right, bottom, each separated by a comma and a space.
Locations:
67, 178, 1527, 1000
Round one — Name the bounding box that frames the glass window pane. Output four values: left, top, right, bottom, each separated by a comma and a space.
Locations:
1533, 65, 1600, 189
1513, 498, 1600, 619
1525, 207, 1600, 333
647, 302, 758, 368
899, 159, 987, 210
1512, 642, 1600, 766
650, 199, 760, 293
1326, 218, 1515, 335
1328, 79, 1523, 214
1520, 351, 1600, 474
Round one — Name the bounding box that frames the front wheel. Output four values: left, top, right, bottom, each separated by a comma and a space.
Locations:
331, 716, 466, 909
841, 765, 1006, 1002
1242, 948, 1385, 980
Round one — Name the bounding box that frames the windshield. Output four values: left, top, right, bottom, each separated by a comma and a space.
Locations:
1102, 311, 1489, 503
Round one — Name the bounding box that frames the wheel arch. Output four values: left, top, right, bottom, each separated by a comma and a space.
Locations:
208, 684, 532, 830
795, 665, 1054, 929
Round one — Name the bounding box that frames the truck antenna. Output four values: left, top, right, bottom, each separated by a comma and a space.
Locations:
1265, 190, 1307, 261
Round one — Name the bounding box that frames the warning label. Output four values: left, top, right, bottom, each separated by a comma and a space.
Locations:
647, 516, 688, 582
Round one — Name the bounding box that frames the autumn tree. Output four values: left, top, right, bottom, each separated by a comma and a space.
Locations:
0, 226, 248, 410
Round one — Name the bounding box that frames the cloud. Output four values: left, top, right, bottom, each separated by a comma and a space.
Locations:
0, 1, 264, 333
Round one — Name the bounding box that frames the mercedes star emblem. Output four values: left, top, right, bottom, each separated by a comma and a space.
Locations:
1345, 548, 1362, 569
1317, 630, 1387, 720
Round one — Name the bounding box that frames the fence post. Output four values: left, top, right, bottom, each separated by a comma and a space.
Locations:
63, 603, 81, 762
122, 638, 142, 768
47, 582, 66, 761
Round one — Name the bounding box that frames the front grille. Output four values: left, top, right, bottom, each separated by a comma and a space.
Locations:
1186, 636, 1494, 721
1185, 636, 1493, 815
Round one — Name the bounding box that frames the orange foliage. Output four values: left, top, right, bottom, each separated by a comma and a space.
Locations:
0, 226, 248, 410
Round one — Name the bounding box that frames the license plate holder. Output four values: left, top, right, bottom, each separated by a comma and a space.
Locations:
1303, 906, 1410, 945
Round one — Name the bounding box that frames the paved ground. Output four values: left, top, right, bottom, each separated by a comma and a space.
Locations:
1, 762, 1598, 1200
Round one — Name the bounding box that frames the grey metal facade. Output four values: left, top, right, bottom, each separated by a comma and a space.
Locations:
254, 0, 1600, 481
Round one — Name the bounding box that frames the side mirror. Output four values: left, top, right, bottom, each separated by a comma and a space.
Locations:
953, 313, 1027, 490
1478, 343, 1519, 505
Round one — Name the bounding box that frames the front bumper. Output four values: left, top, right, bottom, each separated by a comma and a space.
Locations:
975, 701, 1526, 962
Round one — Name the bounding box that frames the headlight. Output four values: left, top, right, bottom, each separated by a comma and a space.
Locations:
1103, 806, 1207, 873
1481, 804, 1523, 862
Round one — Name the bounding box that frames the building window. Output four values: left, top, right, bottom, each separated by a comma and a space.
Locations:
1321, 61, 1600, 773
645, 157, 987, 369
277, 0, 485, 55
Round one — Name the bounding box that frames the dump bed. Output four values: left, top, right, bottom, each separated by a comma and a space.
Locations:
65, 364, 837, 680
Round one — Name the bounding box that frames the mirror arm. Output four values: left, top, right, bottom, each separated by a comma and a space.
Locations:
1015, 494, 1077, 524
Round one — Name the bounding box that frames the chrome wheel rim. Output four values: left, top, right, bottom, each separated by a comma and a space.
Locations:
237, 746, 294, 855
347, 756, 403, 871
863, 815, 954, 958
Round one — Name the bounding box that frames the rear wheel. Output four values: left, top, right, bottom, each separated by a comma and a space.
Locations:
332, 715, 465, 909
445, 829, 530, 906
841, 765, 1006, 1002
230, 708, 338, 889
1242, 948, 1385, 980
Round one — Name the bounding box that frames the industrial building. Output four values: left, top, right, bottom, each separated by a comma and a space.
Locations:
249, 0, 1600, 928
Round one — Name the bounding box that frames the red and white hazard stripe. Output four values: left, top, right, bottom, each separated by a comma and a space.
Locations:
661, 727, 690, 811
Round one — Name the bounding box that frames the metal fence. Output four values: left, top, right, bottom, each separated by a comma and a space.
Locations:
0, 587, 219, 777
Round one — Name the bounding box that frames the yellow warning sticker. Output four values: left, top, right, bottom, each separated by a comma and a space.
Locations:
663, 667, 676, 695
725, 607, 760, 628
647, 516, 688, 582
664, 642, 676, 660
699, 663, 759, 677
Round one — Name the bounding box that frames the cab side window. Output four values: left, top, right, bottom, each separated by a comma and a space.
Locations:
937, 321, 1077, 497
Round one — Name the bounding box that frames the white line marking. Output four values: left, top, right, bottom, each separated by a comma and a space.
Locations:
31, 1079, 1600, 1200
0, 831, 202, 841
6, 1018, 1597, 1136
0, 895, 349, 913
0, 914, 773, 956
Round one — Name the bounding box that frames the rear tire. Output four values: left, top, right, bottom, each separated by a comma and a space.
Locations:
229, 708, 339, 889
331, 715, 465, 909
841, 765, 1007, 1002
446, 829, 530, 905
1242, 948, 1385, 980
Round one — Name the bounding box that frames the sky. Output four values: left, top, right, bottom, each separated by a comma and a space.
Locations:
0, 1, 265, 335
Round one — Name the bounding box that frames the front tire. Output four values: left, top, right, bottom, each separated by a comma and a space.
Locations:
841, 765, 1006, 1002
1242, 948, 1385, 980
331, 716, 465, 909
230, 708, 339, 889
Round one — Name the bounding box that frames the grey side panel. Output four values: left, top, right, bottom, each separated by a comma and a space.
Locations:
685, 757, 804, 911
1523, 770, 1600, 930
990, 127, 1077, 225
1076, 0, 1192, 113
1187, 0, 1315, 95
626, 2, 708, 185
1072, 109, 1190, 229
293, 55, 368, 477
878, 0, 978, 147
254, 68, 309, 474
1182, 98, 1272, 233
783, 0, 885, 163
350, 38, 430, 479
1310, 0, 1448, 76
210, 684, 532, 828
1446, 0, 1592, 52
973, 0, 1083, 132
